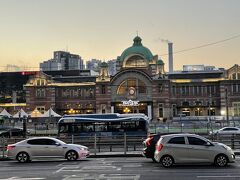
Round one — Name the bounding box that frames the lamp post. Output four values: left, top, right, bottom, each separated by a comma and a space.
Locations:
208, 95, 213, 134
225, 87, 230, 126
22, 115, 27, 138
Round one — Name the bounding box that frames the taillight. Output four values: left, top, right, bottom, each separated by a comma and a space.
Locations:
146, 137, 154, 146
157, 143, 163, 152
7, 145, 15, 150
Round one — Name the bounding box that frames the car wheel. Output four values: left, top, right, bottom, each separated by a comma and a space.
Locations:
66, 150, 78, 161
215, 154, 228, 167
161, 155, 174, 167
16, 152, 30, 163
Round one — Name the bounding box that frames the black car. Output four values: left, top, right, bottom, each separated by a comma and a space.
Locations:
0, 128, 30, 138
142, 134, 161, 162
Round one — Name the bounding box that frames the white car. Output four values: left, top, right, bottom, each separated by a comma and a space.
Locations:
7, 137, 89, 162
210, 127, 240, 135
154, 134, 235, 167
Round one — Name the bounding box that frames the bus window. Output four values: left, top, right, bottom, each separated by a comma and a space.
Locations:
137, 121, 146, 131
82, 122, 94, 132
122, 121, 136, 131
109, 122, 121, 132
95, 122, 107, 132
73, 124, 82, 133
59, 124, 68, 133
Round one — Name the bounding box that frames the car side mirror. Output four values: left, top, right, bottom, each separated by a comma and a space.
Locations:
55, 142, 61, 146
205, 142, 212, 146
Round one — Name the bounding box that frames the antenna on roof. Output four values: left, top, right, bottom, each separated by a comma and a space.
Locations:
136, 30, 138, 36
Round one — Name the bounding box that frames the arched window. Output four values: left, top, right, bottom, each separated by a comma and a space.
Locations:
125, 55, 147, 67
117, 78, 147, 95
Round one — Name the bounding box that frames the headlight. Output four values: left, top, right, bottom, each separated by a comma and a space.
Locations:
78, 147, 88, 151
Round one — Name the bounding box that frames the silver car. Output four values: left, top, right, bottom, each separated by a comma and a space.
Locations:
154, 134, 235, 167
7, 137, 89, 162
210, 127, 240, 135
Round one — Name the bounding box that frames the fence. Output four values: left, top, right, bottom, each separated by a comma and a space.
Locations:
149, 120, 240, 135
0, 133, 146, 158
1, 132, 240, 159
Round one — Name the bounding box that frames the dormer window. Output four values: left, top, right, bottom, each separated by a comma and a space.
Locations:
124, 55, 147, 68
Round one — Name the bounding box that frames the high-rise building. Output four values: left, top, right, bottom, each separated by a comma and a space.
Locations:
40, 51, 84, 71
108, 59, 117, 76
86, 59, 102, 72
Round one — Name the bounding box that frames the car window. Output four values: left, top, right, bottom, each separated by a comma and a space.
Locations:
187, 137, 207, 146
168, 137, 185, 144
228, 128, 238, 131
27, 139, 57, 145
44, 139, 57, 145
27, 139, 44, 145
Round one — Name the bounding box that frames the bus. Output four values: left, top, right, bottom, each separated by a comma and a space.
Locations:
57, 113, 149, 137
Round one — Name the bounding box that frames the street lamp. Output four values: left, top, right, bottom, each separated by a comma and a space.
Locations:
208, 95, 213, 133
225, 87, 229, 126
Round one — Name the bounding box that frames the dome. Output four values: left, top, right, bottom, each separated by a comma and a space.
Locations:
119, 36, 154, 62
157, 59, 164, 65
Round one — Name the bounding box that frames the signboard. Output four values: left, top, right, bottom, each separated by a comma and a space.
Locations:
122, 100, 139, 106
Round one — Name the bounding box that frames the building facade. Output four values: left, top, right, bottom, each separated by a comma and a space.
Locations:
40, 51, 84, 71
24, 36, 240, 122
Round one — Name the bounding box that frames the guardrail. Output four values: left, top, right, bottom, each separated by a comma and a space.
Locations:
1, 133, 240, 158
0, 134, 146, 157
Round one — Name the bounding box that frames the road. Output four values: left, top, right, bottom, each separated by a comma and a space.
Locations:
0, 157, 240, 180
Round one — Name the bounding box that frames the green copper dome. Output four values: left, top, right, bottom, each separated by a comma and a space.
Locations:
119, 36, 154, 62
157, 59, 164, 65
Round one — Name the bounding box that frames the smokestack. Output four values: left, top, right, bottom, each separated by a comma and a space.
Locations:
168, 42, 173, 73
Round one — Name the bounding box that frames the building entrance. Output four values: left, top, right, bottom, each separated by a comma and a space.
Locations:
114, 102, 148, 116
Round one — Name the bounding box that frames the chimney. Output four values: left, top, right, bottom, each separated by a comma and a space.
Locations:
168, 42, 173, 73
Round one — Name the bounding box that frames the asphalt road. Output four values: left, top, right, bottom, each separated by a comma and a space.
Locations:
0, 157, 240, 180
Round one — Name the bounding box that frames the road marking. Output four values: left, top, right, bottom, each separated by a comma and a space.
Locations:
99, 174, 140, 180
0, 177, 46, 180
56, 165, 121, 172
62, 174, 92, 180
197, 176, 240, 179
123, 164, 142, 168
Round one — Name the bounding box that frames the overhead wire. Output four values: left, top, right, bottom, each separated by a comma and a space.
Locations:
0, 33, 240, 70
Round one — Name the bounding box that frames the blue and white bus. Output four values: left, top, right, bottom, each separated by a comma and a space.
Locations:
57, 113, 149, 136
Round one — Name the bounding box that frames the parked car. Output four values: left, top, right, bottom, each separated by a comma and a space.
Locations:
154, 133, 235, 167
0, 128, 30, 138
7, 137, 89, 162
209, 127, 240, 135
142, 134, 161, 162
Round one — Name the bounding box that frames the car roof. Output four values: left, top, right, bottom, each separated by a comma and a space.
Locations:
221, 127, 240, 129
25, 137, 58, 140
161, 133, 202, 138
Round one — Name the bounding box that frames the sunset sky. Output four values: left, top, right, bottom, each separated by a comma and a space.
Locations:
0, 0, 240, 71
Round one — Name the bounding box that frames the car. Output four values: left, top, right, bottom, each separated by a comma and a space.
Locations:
7, 137, 89, 162
0, 128, 30, 138
209, 127, 240, 135
154, 133, 235, 167
142, 134, 161, 162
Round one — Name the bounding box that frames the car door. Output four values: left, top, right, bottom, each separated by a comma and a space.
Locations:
165, 136, 191, 163
186, 136, 215, 163
26, 139, 47, 157
43, 139, 65, 157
